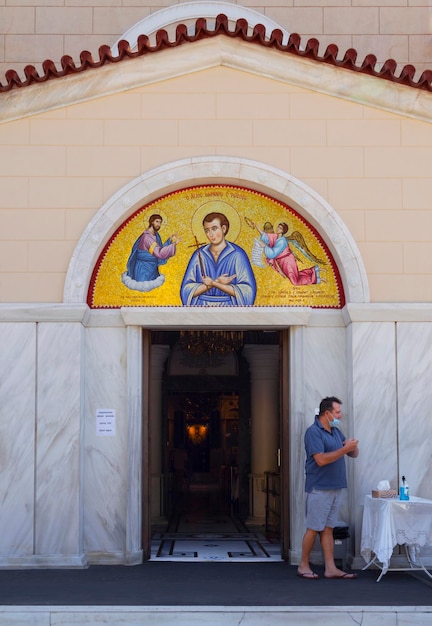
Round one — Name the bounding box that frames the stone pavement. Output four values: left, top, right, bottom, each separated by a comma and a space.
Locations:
0, 562, 431, 624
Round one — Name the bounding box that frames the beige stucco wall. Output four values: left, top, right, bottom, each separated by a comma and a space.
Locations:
0, 1, 432, 82
1, 62, 431, 304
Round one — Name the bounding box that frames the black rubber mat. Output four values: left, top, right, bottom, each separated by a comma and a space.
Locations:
0, 562, 431, 606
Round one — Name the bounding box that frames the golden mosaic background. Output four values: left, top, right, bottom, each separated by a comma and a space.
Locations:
89, 186, 343, 308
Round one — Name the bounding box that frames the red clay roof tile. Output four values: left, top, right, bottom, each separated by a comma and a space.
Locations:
0, 13, 431, 94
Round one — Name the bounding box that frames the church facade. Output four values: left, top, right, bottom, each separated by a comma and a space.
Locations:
0, 3, 432, 569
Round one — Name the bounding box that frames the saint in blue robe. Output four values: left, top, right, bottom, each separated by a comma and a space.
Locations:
180, 241, 256, 306
122, 230, 176, 292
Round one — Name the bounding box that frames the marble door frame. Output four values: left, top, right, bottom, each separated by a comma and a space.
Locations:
121, 315, 294, 562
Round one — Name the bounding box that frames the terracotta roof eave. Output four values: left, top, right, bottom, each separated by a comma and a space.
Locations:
0, 13, 431, 95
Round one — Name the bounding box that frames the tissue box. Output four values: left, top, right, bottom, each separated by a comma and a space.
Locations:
371, 489, 397, 498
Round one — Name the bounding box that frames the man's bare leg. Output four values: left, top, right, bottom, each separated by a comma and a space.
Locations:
321, 526, 357, 579
297, 528, 319, 578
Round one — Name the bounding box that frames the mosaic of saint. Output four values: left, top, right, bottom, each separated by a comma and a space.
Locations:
88, 186, 344, 308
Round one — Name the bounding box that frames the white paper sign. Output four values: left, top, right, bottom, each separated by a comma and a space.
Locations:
96, 409, 116, 436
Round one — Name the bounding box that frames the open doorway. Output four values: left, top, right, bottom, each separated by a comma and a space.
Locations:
148, 330, 284, 561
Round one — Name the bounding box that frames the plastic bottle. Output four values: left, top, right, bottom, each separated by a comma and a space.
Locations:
399, 475, 410, 501
404, 477, 410, 500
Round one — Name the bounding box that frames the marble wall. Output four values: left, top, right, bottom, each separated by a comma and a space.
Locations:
0, 323, 36, 562
0, 320, 86, 567
397, 322, 432, 502
348, 321, 399, 559
35, 322, 84, 562
289, 320, 348, 564
83, 326, 129, 562
1, 305, 431, 567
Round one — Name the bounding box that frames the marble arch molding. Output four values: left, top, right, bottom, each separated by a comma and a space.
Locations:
63, 156, 369, 306
111, 1, 291, 53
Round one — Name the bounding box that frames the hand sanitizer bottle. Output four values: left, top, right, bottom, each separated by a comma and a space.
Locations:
399, 476, 409, 501
404, 477, 410, 500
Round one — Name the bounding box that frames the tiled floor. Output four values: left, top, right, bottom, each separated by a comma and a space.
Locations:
151, 482, 282, 562
151, 531, 281, 561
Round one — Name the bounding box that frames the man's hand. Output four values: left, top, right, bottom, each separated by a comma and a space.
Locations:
343, 438, 359, 458
343, 438, 358, 452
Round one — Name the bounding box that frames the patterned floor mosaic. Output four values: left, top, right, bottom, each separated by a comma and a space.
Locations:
151, 531, 281, 561
151, 484, 282, 562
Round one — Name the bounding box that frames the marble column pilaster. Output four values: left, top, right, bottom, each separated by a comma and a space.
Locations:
242, 345, 280, 524
347, 321, 398, 567
126, 325, 143, 565
150, 345, 170, 521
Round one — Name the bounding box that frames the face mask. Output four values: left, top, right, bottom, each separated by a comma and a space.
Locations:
328, 416, 340, 428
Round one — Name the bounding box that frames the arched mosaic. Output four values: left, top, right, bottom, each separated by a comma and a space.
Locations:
88, 185, 344, 309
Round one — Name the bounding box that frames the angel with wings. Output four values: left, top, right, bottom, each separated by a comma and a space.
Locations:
245, 217, 326, 286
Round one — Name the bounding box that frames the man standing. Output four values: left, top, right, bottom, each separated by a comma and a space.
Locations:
297, 396, 359, 580
122, 214, 179, 292
180, 212, 256, 306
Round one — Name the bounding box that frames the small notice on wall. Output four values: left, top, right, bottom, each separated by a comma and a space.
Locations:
96, 409, 116, 436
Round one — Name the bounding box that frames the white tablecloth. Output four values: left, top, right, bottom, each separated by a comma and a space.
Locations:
361, 495, 432, 572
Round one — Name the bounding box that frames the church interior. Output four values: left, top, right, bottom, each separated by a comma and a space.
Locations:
150, 330, 282, 561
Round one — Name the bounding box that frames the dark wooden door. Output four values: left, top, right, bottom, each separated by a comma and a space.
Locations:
141, 329, 151, 560
280, 328, 290, 560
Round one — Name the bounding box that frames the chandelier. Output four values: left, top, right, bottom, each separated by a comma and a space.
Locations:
179, 330, 243, 356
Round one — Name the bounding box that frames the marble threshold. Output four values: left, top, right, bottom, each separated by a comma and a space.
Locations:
150, 531, 282, 562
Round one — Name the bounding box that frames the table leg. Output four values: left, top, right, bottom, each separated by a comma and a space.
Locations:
405, 545, 432, 580
362, 555, 379, 572
361, 555, 387, 581
364, 546, 432, 582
